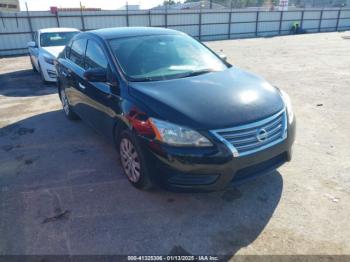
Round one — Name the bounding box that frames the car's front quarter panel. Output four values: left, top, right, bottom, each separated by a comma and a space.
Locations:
38, 53, 57, 82
28, 44, 40, 71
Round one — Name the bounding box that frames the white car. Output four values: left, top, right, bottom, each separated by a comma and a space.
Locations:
28, 27, 80, 83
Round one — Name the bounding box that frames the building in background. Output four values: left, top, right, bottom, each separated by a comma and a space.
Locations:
118, 4, 140, 10
0, 0, 20, 12
153, 0, 225, 10
278, 0, 288, 10
297, 0, 348, 7
50, 6, 102, 13
156, 0, 348, 9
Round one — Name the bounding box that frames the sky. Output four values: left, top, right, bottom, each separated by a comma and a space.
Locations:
19, 0, 182, 11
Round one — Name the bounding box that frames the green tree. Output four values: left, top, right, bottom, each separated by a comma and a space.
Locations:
185, 0, 274, 7
163, 0, 177, 5
185, 0, 258, 8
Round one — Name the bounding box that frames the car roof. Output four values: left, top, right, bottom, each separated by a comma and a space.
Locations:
38, 28, 80, 33
86, 27, 183, 40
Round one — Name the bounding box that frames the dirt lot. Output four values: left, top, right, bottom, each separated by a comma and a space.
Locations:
0, 32, 350, 256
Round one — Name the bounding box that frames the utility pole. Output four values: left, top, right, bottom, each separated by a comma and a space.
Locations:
79, 2, 85, 31
25, 2, 34, 41
126, 1, 129, 27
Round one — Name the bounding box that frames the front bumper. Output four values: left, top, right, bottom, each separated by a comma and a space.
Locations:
41, 63, 57, 82
138, 119, 296, 191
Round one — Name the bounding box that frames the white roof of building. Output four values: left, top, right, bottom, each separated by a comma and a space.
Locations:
38, 28, 80, 33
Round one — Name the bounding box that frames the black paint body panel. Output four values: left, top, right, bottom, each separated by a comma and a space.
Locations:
56, 27, 295, 191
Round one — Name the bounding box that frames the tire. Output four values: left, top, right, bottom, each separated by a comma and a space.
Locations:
30, 57, 38, 72
60, 88, 80, 120
38, 62, 50, 85
119, 129, 154, 190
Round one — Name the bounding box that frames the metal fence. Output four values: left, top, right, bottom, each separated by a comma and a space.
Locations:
0, 8, 350, 56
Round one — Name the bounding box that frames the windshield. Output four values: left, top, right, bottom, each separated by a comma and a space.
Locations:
40, 32, 79, 47
109, 34, 227, 81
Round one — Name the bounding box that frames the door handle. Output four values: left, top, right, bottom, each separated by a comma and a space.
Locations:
78, 83, 86, 90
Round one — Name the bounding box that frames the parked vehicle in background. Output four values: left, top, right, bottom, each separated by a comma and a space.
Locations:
56, 27, 296, 191
28, 28, 80, 83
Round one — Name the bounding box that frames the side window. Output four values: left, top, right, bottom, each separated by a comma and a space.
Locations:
85, 40, 108, 70
69, 39, 87, 68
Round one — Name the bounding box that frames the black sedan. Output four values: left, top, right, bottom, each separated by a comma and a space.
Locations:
56, 27, 295, 191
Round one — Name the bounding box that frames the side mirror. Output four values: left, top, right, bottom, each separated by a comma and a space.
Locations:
218, 53, 227, 61
27, 41, 37, 48
84, 68, 107, 82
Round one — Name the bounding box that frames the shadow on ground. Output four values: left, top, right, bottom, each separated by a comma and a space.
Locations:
0, 69, 56, 97
0, 110, 283, 256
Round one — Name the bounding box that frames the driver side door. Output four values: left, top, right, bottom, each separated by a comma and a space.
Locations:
79, 39, 118, 138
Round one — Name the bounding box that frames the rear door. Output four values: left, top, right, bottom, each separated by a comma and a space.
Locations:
57, 44, 72, 93
63, 38, 88, 119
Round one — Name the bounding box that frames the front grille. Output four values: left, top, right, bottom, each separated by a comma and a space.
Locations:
211, 109, 287, 157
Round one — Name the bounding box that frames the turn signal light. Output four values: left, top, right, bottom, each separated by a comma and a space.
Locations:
126, 108, 155, 138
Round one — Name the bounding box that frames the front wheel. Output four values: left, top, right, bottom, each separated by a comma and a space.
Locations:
60, 88, 79, 120
38, 62, 51, 85
30, 57, 38, 72
119, 130, 154, 190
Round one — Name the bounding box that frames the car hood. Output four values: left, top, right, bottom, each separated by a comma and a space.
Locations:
128, 67, 285, 130
41, 46, 65, 58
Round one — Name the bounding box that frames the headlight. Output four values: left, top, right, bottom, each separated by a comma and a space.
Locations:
280, 90, 294, 124
150, 118, 213, 147
43, 55, 55, 65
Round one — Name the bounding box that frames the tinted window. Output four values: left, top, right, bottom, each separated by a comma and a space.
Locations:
109, 34, 227, 81
85, 40, 108, 70
69, 39, 87, 68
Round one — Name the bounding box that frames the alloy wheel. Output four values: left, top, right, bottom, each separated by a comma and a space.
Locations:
120, 138, 141, 183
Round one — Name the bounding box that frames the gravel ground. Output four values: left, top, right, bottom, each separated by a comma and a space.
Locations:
0, 32, 350, 256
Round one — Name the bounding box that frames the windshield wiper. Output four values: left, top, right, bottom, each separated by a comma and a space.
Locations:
130, 69, 215, 82
181, 69, 215, 78
131, 77, 161, 82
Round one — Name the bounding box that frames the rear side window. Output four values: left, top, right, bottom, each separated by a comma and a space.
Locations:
85, 40, 108, 70
69, 39, 87, 68
63, 40, 73, 59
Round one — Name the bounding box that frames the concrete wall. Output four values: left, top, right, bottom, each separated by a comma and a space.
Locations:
0, 8, 350, 56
